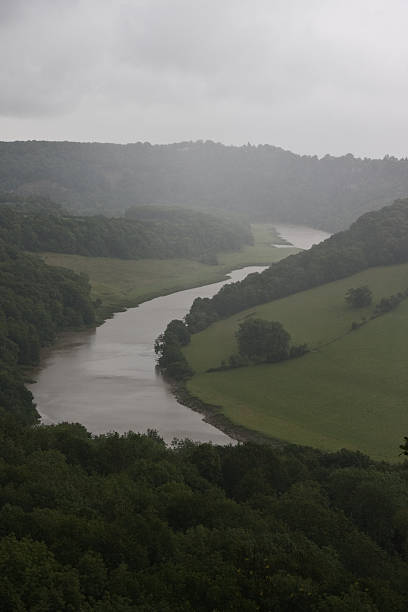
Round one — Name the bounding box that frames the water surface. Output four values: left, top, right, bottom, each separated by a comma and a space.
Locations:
30, 267, 265, 444
273, 223, 330, 250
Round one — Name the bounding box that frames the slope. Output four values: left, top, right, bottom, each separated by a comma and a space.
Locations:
185, 198, 408, 332
184, 263, 408, 461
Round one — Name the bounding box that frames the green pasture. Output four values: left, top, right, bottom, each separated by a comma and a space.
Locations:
40, 224, 298, 321
185, 263, 408, 461
184, 263, 408, 373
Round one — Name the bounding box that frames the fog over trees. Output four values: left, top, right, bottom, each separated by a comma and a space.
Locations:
2, 140, 408, 231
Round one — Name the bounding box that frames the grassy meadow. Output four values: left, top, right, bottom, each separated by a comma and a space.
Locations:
40, 224, 299, 321
185, 262, 408, 461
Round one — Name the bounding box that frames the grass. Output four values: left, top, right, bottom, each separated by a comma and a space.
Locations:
40, 224, 299, 321
184, 263, 408, 373
184, 263, 408, 461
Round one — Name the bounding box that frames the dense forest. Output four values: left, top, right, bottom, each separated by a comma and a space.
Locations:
2, 140, 408, 230
0, 195, 252, 262
186, 198, 408, 332
0, 416, 407, 611
0, 239, 95, 424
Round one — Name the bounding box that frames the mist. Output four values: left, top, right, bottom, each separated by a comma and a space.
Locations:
1, 0, 408, 157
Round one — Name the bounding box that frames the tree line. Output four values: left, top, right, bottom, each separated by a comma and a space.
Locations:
0, 196, 252, 262
186, 198, 408, 332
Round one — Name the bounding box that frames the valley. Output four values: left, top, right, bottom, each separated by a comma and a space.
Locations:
40, 223, 299, 321
28, 224, 321, 442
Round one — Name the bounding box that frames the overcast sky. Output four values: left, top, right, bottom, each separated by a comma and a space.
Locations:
1, 0, 408, 158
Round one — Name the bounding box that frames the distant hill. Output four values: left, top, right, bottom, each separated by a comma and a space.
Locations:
2, 140, 408, 230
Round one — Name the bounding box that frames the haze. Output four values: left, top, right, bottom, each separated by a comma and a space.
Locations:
1, 0, 408, 158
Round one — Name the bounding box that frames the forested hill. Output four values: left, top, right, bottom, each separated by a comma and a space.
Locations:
186, 198, 408, 331
2, 140, 408, 230
0, 197, 252, 261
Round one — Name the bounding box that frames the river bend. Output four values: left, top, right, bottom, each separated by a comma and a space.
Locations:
29, 224, 329, 444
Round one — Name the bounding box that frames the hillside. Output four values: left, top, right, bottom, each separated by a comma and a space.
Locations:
186, 198, 408, 332
166, 200, 408, 461
2, 141, 408, 230
184, 263, 408, 461
184, 263, 408, 373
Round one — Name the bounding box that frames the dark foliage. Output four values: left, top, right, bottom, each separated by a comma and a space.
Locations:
0, 197, 252, 262
236, 318, 291, 363
155, 320, 194, 380
224, 319, 309, 368
345, 286, 373, 308
350, 289, 408, 331
162, 319, 191, 347
186, 199, 408, 332
0, 415, 407, 610
373, 290, 408, 316
2, 140, 408, 230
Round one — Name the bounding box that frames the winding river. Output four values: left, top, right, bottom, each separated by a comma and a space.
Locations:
29, 224, 330, 444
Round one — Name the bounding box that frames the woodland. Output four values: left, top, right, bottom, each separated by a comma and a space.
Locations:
2, 140, 408, 230
0, 195, 252, 262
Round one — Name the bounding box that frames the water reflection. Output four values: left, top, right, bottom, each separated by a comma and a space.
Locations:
30, 267, 266, 445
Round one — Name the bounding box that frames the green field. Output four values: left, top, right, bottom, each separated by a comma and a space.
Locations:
185, 263, 408, 461
40, 224, 299, 321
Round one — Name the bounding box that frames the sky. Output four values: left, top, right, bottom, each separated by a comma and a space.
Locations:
1, 0, 408, 158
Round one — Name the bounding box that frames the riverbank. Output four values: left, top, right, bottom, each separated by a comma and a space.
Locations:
40, 223, 299, 323
173, 379, 286, 447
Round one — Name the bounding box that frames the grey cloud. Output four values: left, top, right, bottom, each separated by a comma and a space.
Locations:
1, 0, 408, 157
0, 0, 28, 24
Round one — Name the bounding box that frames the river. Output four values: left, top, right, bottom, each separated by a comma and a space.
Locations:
29, 224, 330, 444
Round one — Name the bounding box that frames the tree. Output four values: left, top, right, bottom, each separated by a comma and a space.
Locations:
155, 319, 194, 380
163, 319, 190, 346
345, 286, 372, 308
236, 318, 290, 363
